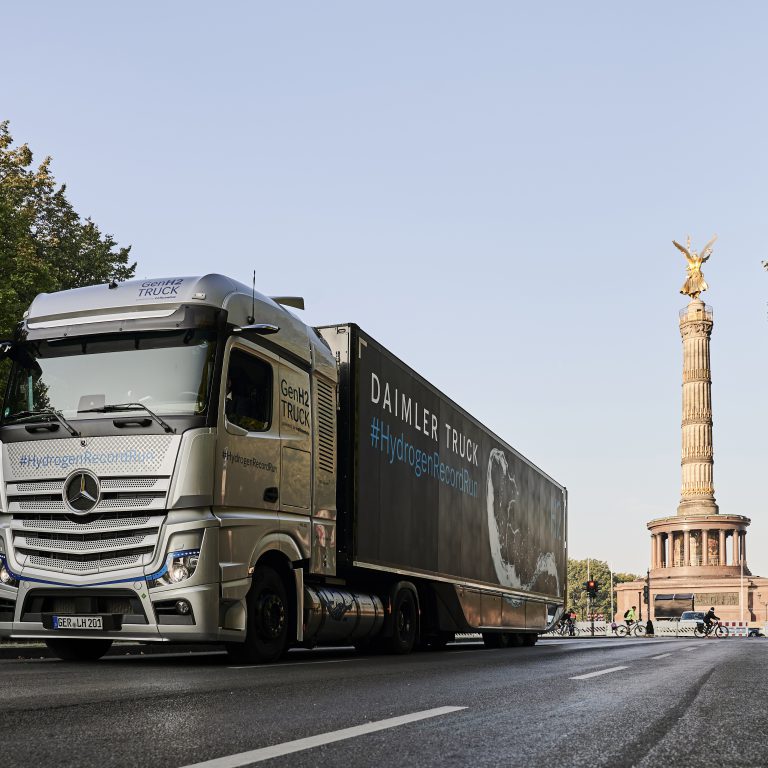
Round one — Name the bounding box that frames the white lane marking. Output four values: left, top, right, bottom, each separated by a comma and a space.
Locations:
228, 657, 365, 670
178, 706, 467, 768
652, 653, 672, 660
570, 665, 628, 680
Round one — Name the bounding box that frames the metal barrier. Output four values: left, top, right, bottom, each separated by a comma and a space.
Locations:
543, 620, 763, 638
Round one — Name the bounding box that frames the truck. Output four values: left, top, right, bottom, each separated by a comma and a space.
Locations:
0, 274, 567, 661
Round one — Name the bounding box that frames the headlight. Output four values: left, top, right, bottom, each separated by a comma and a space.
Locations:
147, 549, 200, 588
0, 554, 19, 588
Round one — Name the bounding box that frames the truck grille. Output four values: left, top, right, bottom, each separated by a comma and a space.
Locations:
21, 590, 148, 624
5, 477, 169, 576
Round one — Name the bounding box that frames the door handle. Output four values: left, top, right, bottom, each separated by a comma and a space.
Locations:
263, 487, 279, 503
25, 423, 59, 433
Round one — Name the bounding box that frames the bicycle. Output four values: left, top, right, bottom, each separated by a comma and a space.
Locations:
611, 621, 646, 637
555, 619, 580, 637
694, 621, 729, 638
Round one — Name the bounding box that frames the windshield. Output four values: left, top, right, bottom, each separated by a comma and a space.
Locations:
3, 330, 217, 421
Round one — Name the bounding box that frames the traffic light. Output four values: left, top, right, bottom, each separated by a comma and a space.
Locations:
643, 584, 650, 604
584, 579, 599, 598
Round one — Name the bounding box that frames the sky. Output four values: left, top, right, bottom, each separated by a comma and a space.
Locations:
2, 2, 767, 577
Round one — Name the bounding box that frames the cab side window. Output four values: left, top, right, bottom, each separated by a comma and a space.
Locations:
225, 350, 272, 432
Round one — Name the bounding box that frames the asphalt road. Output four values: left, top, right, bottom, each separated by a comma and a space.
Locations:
0, 637, 765, 768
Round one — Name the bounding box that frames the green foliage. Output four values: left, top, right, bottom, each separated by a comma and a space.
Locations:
566, 558, 641, 620
0, 120, 136, 395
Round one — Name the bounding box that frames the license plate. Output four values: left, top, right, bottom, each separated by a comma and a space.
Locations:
52, 615, 104, 630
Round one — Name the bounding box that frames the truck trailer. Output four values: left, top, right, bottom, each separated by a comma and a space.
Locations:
0, 274, 567, 661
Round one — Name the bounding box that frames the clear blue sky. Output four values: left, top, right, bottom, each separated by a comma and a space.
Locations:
3, 2, 766, 577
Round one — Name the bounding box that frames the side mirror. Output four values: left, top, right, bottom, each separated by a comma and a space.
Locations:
0, 341, 42, 375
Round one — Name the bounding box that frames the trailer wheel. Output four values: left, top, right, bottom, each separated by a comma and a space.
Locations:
522, 633, 538, 647
45, 639, 113, 661
389, 589, 418, 654
226, 565, 289, 663
482, 632, 509, 648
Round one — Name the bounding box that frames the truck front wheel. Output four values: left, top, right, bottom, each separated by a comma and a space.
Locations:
226, 565, 290, 664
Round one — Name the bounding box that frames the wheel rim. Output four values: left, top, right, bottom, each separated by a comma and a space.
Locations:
257, 593, 286, 640
397, 603, 413, 639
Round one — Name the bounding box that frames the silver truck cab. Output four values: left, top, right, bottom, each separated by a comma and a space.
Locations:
0, 274, 339, 660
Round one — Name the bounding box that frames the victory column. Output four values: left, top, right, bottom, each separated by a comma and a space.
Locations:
637, 236, 754, 622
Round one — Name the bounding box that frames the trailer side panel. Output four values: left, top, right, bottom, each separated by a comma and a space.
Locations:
320, 325, 566, 604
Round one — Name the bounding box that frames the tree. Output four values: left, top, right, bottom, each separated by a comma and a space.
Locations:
566, 558, 641, 620
0, 121, 135, 395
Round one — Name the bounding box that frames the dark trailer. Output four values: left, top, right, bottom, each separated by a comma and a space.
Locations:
318, 324, 567, 641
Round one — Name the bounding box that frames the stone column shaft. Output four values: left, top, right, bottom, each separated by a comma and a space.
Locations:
702, 529, 708, 566
719, 529, 726, 565
684, 531, 691, 567
678, 301, 718, 516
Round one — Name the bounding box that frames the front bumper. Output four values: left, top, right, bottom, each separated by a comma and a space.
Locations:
0, 581, 239, 643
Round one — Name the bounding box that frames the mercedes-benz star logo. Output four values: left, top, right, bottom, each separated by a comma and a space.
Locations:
63, 470, 101, 514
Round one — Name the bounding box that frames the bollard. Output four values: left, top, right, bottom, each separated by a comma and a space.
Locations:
645, 619, 654, 637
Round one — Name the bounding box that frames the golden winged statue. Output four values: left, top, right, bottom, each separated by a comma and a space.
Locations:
673, 234, 717, 299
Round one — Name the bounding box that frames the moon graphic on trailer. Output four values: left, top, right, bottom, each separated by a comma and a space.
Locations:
486, 447, 560, 593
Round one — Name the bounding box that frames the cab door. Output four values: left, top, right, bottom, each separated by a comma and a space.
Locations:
215, 342, 281, 513
278, 361, 312, 514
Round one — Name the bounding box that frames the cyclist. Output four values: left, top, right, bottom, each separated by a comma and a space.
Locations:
563, 608, 576, 636
624, 605, 637, 629
703, 607, 720, 633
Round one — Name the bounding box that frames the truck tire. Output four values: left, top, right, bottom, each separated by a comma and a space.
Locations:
389, 588, 418, 654
45, 639, 113, 661
482, 632, 509, 648
226, 565, 290, 664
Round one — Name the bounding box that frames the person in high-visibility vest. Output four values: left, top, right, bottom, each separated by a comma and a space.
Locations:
624, 605, 637, 629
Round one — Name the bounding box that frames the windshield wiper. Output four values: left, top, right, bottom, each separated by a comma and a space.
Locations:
79, 402, 175, 434
3, 409, 81, 437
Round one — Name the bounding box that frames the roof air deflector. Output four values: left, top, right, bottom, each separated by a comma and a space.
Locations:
271, 297, 305, 310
